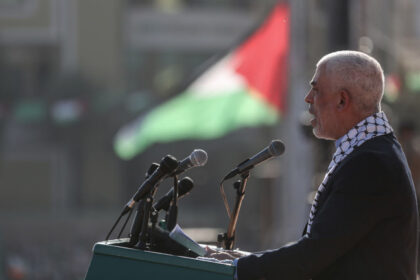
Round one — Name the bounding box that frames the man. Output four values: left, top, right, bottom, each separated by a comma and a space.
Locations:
207, 50, 418, 279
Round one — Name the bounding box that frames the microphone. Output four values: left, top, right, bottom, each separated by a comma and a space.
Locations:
171, 149, 208, 176
124, 155, 179, 214
223, 140, 285, 180
145, 162, 160, 178
154, 177, 194, 212
133, 155, 179, 201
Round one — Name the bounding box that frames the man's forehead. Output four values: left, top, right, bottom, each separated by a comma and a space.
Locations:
310, 67, 322, 85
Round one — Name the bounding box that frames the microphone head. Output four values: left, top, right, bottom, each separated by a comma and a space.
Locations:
153, 177, 195, 212
268, 140, 285, 157
189, 149, 208, 167
160, 155, 179, 173
145, 163, 160, 178
178, 177, 194, 196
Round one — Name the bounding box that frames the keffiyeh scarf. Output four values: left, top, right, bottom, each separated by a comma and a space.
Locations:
305, 111, 393, 236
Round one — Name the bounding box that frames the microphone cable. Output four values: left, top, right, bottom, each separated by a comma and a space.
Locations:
106, 162, 161, 242
105, 207, 126, 242
118, 207, 134, 239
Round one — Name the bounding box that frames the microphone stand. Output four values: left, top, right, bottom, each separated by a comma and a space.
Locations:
128, 199, 146, 247
149, 208, 159, 243
166, 176, 179, 231
222, 171, 250, 250
136, 186, 158, 250
136, 176, 177, 250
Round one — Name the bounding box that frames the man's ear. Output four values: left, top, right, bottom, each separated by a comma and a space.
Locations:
337, 89, 350, 111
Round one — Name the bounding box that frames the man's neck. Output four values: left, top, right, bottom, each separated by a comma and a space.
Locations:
335, 110, 378, 140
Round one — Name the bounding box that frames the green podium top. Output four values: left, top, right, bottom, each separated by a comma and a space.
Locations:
85, 239, 235, 280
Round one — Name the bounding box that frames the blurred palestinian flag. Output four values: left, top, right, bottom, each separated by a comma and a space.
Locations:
114, 3, 289, 160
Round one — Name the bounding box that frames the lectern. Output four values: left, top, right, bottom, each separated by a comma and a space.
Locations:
85, 239, 235, 280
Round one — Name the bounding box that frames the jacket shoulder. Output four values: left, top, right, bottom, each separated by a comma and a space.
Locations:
333, 134, 409, 194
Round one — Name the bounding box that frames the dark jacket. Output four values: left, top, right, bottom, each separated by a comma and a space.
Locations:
237, 134, 418, 280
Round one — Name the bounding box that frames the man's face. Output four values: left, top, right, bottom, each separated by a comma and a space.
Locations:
304, 65, 341, 140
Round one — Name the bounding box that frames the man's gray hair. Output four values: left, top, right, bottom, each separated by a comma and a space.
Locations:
317, 50, 384, 114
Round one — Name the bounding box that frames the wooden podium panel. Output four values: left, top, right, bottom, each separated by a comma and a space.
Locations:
85, 239, 235, 280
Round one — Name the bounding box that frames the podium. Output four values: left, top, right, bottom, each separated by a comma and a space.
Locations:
85, 239, 235, 280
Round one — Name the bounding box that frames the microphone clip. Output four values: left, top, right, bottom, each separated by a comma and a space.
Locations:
223, 158, 253, 181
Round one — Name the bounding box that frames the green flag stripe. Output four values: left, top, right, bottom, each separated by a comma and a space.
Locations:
115, 89, 278, 160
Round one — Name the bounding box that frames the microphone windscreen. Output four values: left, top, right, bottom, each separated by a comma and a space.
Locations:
154, 177, 194, 212
268, 140, 285, 157
145, 163, 160, 178
190, 149, 208, 167
178, 177, 194, 196
160, 155, 179, 173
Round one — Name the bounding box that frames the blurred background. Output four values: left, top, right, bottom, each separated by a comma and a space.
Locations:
1, 0, 420, 279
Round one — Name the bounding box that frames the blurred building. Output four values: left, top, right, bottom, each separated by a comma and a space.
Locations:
0, 0, 276, 212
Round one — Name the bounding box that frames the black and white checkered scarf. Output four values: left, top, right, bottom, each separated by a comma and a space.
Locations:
305, 111, 393, 236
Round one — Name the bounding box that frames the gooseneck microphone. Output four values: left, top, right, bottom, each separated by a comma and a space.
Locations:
171, 149, 208, 176
153, 177, 194, 212
108, 150, 207, 242
145, 162, 160, 178
133, 155, 179, 201
223, 140, 285, 180
123, 155, 179, 215
108, 155, 181, 242
132, 155, 178, 202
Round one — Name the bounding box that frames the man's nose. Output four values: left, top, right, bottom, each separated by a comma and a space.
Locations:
304, 90, 313, 104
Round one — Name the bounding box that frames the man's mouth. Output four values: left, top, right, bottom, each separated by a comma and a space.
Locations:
307, 111, 316, 126
301, 111, 314, 126
310, 118, 316, 127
